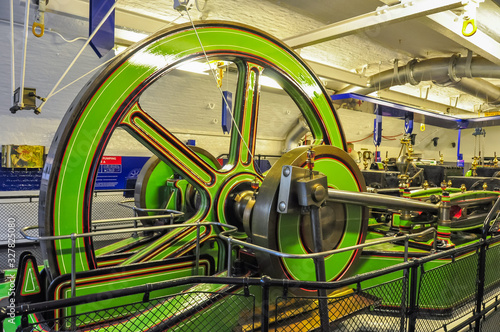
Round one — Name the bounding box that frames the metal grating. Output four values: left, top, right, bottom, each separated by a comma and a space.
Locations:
274, 277, 406, 332
415, 251, 479, 332
18, 291, 255, 332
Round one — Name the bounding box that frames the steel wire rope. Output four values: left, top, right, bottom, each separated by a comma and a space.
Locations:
19, 0, 31, 107
47, 14, 184, 100
10, 0, 15, 100
36, 0, 123, 113
185, 9, 262, 174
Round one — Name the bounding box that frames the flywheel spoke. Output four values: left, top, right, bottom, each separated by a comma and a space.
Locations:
227, 61, 263, 171
120, 103, 218, 188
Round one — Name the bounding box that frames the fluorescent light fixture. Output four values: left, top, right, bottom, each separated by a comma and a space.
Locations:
260, 76, 282, 89
114, 45, 128, 54
115, 29, 149, 44
176, 61, 211, 75
130, 56, 283, 89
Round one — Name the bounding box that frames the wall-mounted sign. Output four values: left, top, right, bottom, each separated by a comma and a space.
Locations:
95, 156, 149, 190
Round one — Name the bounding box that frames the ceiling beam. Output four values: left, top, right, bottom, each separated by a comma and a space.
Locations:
423, 11, 500, 66
375, 90, 473, 116
282, 0, 467, 49
305, 60, 368, 87
45, 0, 371, 88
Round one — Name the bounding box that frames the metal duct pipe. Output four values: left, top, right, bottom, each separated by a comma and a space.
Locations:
337, 56, 500, 105
283, 117, 309, 152
455, 78, 500, 104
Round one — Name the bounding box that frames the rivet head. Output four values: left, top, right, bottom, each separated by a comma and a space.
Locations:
278, 201, 287, 212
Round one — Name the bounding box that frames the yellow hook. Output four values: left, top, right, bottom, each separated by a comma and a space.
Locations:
462, 18, 477, 37
32, 21, 44, 38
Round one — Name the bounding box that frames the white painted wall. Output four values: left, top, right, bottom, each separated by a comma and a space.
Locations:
0, 1, 497, 168
0, 4, 114, 148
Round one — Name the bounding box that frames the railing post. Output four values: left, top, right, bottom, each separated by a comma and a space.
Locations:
310, 206, 329, 332
474, 239, 487, 332
407, 262, 419, 332
400, 259, 409, 331
261, 276, 271, 332
195, 222, 200, 276
404, 235, 409, 262
0, 307, 6, 332
401, 234, 410, 331
71, 233, 77, 329
227, 236, 232, 277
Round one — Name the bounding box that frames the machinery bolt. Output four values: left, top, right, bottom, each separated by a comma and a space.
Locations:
283, 166, 290, 177
312, 184, 326, 203
278, 201, 287, 212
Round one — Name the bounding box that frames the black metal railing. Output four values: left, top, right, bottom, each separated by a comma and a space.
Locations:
2, 233, 500, 332
3, 194, 500, 331
0, 190, 137, 267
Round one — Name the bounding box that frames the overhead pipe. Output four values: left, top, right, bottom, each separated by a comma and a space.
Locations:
337, 55, 500, 105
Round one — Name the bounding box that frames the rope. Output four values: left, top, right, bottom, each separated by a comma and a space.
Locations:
10, 0, 15, 97
348, 132, 402, 144
348, 133, 373, 143
37, 0, 122, 112
47, 13, 184, 99
19, 0, 31, 107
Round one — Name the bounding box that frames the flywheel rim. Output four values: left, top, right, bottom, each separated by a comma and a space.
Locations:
39, 21, 346, 278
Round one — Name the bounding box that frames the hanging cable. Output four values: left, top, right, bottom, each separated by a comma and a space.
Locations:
49, 29, 87, 43
37, 0, 122, 113
18, 0, 31, 108
10, 0, 15, 100
185, 9, 262, 174
348, 133, 373, 143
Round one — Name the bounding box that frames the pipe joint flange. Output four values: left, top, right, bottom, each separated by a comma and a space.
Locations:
405, 59, 419, 86
448, 54, 462, 84
393, 59, 404, 86
465, 50, 474, 78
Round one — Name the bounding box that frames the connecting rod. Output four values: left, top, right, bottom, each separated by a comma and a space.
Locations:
328, 189, 440, 212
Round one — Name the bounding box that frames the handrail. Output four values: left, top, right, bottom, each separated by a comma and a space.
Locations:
0, 189, 133, 201
482, 196, 500, 239
220, 227, 436, 260
21, 220, 238, 303
5, 234, 499, 322
3, 234, 500, 331
91, 212, 184, 225
118, 200, 184, 214
20, 221, 236, 242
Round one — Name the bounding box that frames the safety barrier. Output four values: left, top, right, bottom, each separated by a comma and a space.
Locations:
1, 234, 500, 331
2, 193, 500, 331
